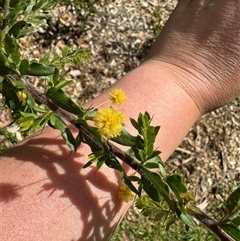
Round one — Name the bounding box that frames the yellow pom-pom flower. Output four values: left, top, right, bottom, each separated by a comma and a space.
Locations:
117, 183, 135, 203
16, 91, 27, 101
109, 88, 126, 106
94, 107, 125, 139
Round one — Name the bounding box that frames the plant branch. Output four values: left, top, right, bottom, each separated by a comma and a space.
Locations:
5, 76, 235, 241
23, 78, 144, 171
187, 207, 235, 241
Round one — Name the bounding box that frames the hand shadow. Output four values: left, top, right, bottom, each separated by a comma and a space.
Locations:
1, 133, 126, 241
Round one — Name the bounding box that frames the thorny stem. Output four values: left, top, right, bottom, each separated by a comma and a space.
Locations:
6, 76, 235, 241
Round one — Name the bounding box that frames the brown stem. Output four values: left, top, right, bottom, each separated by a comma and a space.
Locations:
23, 79, 143, 172
187, 207, 235, 241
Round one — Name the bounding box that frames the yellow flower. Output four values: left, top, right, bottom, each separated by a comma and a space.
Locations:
16, 91, 27, 101
117, 183, 135, 203
94, 107, 125, 139
109, 89, 126, 106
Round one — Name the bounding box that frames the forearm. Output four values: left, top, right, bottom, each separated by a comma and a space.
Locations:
0, 61, 200, 241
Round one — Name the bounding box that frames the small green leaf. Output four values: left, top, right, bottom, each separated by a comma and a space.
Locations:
62, 46, 69, 57
141, 177, 160, 202
1, 79, 19, 109
25, 2, 34, 14
143, 169, 169, 197
8, 20, 26, 38
226, 186, 240, 214
40, 52, 50, 64
55, 80, 73, 90
10, 0, 21, 7
5, 34, 18, 54
123, 174, 139, 195
111, 129, 137, 146
179, 212, 198, 229
144, 155, 165, 177
19, 59, 29, 75
49, 114, 76, 152
165, 214, 176, 231
97, 159, 105, 169
167, 174, 188, 202
0, 60, 11, 76
46, 87, 84, 115
17, 115, 36, 132
232, 216, 240, 226
77, 118, 104, 152
220, 224, 240, 241
16, 29, 36, 38
33, 12, 53, 20
130, 117, 140, 132
32, 112, 52, 131
28, 62, 55, 76
83, 160, 93, 169
52, 68, 59, 86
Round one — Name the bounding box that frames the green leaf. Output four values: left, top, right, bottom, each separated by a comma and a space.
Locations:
49, 114, 76, 152
165, 214, 176, 231
0, 79, 19, 109
123, 174, 139, 195
25, 1, 35, 14
8, 20, 27, 38
131, 146, 145, 162
144, 155, 166, 178
10, 0, 22, 7
130, 117, 140, 132
46, 87, 84, 115
17, 114, 36, 132
55, 80, 73, 90
142, 168, 178, 213
232, 216, 240, 226
111, 129, 137, 146
32, 112, 52, 131
143, 169, 169, 197
226, 186, 240, 214
40, 52, 50, 64
62, 46, 69, 57
141, 176, 161, 202
19, 59, 29, 75
166, 174, 188, 202
0, 59, 11, 76
33, 12, 54, 20
16, 29, 36, 39
4, 34, 18, 54
83, 160, 93, 169
28, 62, 55, 76
52, 68, 59, 86
77, 118, 104, 152
179, 212, 198, 229
220, 224, 240, 241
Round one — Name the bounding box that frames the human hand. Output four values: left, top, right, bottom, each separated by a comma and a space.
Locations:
146, 0, 240, 113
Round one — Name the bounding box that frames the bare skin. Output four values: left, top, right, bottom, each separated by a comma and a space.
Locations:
1, 0, 240, 240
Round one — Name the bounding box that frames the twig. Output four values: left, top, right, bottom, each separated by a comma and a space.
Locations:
187, 207, 235, 241
23, 78, 144, 172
